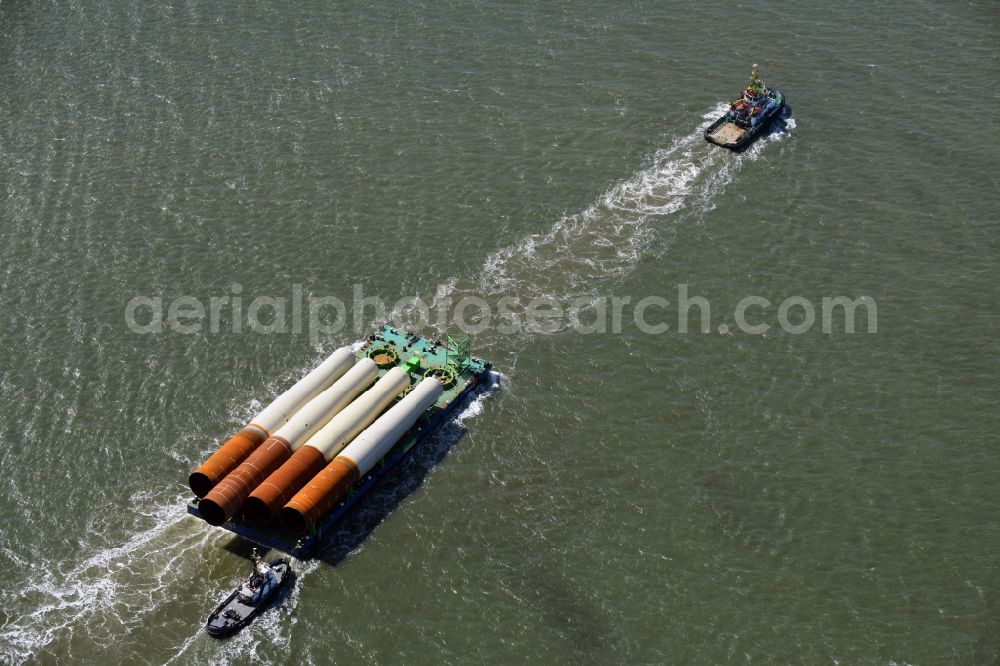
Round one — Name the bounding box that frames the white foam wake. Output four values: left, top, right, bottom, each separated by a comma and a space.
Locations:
455, 370, 503, 425
417, 104, 793, 345
0, 489, 213, 662
0, 106, 793, 664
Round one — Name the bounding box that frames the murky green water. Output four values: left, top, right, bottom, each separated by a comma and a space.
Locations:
1, 1, 998, 663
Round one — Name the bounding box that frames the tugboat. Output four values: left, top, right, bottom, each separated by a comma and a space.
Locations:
704, 64, 784, 150
205, 549, 293, 637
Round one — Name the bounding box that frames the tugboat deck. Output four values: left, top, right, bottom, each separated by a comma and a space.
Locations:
708, 122, 746, 144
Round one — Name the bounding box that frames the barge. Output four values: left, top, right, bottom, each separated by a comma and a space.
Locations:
187, 325, 492, 558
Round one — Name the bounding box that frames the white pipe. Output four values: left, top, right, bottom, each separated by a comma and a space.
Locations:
271, 357, 378, 449
304, 367, 411, 461
338, 377, 443, 475
251, 347, 356, 435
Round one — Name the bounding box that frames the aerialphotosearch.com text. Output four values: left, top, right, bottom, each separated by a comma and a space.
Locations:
125, 283, 877, 344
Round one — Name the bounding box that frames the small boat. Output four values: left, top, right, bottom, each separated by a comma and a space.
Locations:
704, 64, 784, 150
206, 549, 293, 638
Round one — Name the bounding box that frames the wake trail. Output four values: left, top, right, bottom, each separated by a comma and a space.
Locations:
0, 488, 218, 662
0, 379, 506, 664
415, 105, 793, 349
0, 106, 792, 664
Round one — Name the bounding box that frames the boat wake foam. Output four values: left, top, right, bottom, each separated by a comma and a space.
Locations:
455, 370, 503, 425
0, 488, 221, 662
0, 105, 793, 664
416, 103, 793, 350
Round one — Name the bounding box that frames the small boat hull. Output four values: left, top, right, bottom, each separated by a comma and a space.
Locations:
704, 90, 784, 150
205, 560, 292, 638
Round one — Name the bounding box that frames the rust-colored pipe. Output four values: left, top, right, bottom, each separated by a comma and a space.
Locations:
187, 347, 355, 497
196, 358, 378, 525
278, 457, 360, 534
188, 426, 267, 498
198, 436, 293, 526
243, 367, 410, 525
279, 377, 443, 534
242, 446, 327, 525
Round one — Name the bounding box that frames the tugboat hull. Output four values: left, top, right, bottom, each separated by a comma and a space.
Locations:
206, 560, 292, 638
705, 89, 784, 151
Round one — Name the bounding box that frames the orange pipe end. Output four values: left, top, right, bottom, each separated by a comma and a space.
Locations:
188, 427, 267, 497
244, 446, 327, 525
278, 456, 360, 534
198, 436, 292, 526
